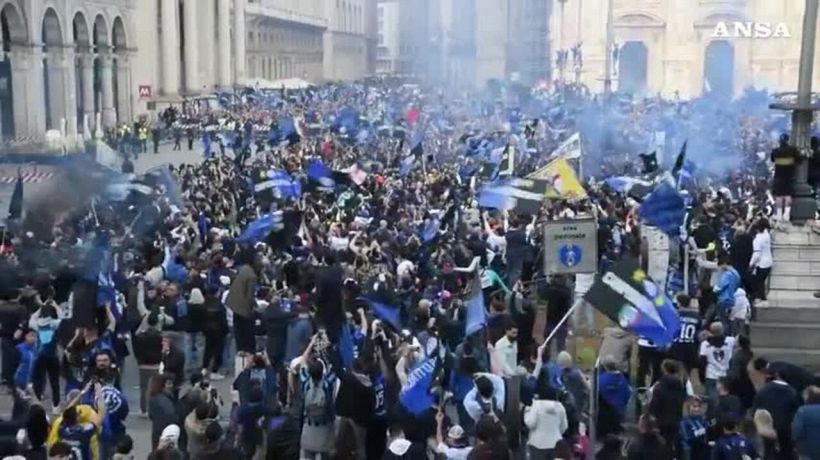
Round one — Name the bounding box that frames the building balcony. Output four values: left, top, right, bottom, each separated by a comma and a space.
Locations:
245, 2, 328, 29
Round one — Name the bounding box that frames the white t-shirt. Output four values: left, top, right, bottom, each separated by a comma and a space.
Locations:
732, 289, 750, 321
436, 444, 472, 460
751, 231, 773, 269
699, 336, 736, 380
330, 236, 350, 252
486, 233, 507, 255
397, 259, 415, 280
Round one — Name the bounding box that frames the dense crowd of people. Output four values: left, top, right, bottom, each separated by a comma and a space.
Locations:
0, 78, 819, 460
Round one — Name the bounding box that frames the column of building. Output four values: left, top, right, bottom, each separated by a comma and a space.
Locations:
160, 0, 180, 95
234, 0, 247, 84
218, 0, 232, 88
9, 46, 44, 137
80, 55, 95, 135
183, 0, 199, 94
100, 52, 116, 128
199, 0, 217, 92
116, 56, 133, 124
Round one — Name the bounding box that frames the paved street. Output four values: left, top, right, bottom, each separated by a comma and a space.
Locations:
131, 141, 207, 174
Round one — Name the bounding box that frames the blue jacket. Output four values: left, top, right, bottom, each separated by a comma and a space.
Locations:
598, 371, 631, 417
715, 267, 740, 307
793, 404, 820, 458
711, 433, 756, 460
233, 366, 278, 408
284, 316, 313, 362
680, 415, 710, 459
14, 342, 37, 389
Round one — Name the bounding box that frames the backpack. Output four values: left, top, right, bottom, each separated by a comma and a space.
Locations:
37, 324, 56, 355
303, 379, 329, 423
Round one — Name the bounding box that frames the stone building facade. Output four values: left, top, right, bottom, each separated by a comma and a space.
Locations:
0, 0, 134, 140
0, 0, 378, 142
553, 0, 809, 98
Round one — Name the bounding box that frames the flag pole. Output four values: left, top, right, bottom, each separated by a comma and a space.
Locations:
578, 139, 584, 182
91, 198, 100, 227
541, 298, 581, 346
683, 243, 690, 296
586, 354, 601, 460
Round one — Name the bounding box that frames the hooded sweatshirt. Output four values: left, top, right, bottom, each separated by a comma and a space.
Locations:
731, 288, 750, 321
598, 327, 634, 372
793, 403, 820, 458
524, 399, 568, 449
184, 412, 216, 458
158, 424, 181, 450
648, 375, 686, 430
384, 437, 428, 460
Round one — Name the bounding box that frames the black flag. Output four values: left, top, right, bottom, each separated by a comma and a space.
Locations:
672, 141, 687, 176
7, 171, 22, 220
639, 152, 658, 175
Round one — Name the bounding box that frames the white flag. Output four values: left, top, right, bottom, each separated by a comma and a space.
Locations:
548, 132, 582, 160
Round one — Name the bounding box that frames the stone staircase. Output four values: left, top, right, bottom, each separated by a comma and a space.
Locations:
751, 226, 820, 370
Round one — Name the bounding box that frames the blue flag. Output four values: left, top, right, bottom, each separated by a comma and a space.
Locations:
465, 273, 486, 336
237, 212, 284, 243
584, 258, 681, 347
93, 385, 129, 441
149, 165, 182, 207
358, 297, 401, 331
677, 160, 697, 191
93, 237, 119, 324
458, 164, 479, 184
603, 176, 653, 194
639, 182, 686, 237
339, 324, 355, 369
258, 169, 301, 199
399, 355, 438, 415
307, 160, 336, 188
399, 154, 417, 177
421, 216, 441, 243
197, 212, 208, 246
478, 183, 542, 215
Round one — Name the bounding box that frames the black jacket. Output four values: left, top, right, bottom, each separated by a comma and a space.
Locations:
161, 347, 186, 387
753, 381, 801, 433
505, 229, 529, 263
200, 298, 228, 335
335, 371, 376, 426
314, 265, 344, 339
543, 281, 572, 325
769, 361, 820, 396
133, 328, 163, 366
648, 375, 686, 430
626, 433, 673, 460
716, 394, 743, 422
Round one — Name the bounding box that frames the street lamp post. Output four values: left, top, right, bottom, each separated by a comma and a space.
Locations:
771, 0, 820, 224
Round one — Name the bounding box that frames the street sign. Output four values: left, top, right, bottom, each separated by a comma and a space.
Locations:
138, 85, 152, 98
543, 219, 598, 275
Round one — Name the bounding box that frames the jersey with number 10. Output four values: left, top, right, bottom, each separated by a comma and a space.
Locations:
669, 309, 700, 362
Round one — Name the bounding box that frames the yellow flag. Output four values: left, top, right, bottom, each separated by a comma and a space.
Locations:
526, 158, 587, 200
